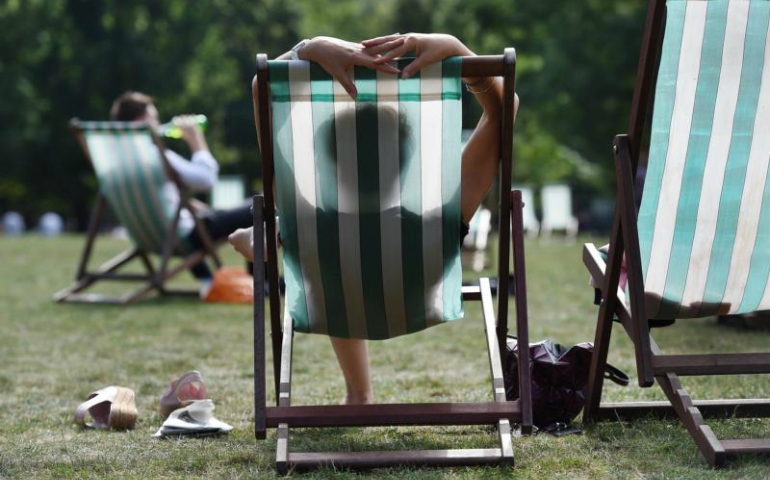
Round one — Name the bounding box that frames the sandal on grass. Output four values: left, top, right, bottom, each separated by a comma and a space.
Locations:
159, 370, 208, 419
75, 386, 137, 430
153, 399, 233, 438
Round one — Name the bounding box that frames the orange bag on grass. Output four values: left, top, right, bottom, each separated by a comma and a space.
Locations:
203, 267, 254, 304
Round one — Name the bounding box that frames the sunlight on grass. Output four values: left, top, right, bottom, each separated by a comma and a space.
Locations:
0, 234, 768, 478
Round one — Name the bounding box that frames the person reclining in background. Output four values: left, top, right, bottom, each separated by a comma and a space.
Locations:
229, 33, 518, 405
111, 92, 253, 293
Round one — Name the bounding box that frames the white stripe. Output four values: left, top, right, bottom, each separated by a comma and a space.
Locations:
377, 71, 407, 337
680, 1, 750, 312
723, 25, 770, 313
334, 74, 367, 338
420, 62, 445, 322
644, 1, 708, 311
289, 62, 327, 335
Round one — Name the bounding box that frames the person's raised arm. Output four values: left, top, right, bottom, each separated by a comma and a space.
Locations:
275, 36, 402, 99
364, 33, 518, 223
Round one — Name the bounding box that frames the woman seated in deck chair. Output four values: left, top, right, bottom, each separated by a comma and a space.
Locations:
230, 33, 517, 405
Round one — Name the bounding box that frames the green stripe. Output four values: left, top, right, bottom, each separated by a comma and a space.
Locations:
740, 61, 770, 312
658, 0, 729, 319
112, 132, 157, 251
721, 1, 770, 313
354, 67, 389, 339
88, 133, 145, 248
128, 132, 171, 252
274, 92, 463, 103
310, 63, 348, 338
399, 70, 426, 334
270, 61, 310, 333
440, 57, 464, 322
706, 2, 770, 314
639, 1, 687, 281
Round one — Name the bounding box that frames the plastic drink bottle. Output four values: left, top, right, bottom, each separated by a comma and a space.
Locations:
157, 114, 207, 139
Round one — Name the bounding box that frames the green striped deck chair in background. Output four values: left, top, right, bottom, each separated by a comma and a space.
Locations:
252, 51, 532, 472
583, 0, 770, 467
54, 120, 222, 304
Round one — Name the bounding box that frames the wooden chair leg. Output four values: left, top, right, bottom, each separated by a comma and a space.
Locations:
510, 190, 533, 433
253, 196, 267, 440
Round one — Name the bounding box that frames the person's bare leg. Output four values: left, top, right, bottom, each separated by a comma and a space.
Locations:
330, 337, 373, 405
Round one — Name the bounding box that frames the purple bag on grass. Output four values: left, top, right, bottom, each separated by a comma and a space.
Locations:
505, 338, 629, 429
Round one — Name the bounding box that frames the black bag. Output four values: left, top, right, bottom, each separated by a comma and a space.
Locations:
505, 337, 629, 428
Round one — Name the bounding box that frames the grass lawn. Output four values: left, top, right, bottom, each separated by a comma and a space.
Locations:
1, 233, 769, 479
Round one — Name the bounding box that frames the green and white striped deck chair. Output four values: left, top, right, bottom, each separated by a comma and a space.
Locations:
252, 51, 532, 472
54, 120, 221, 304
583, 0, 770, 467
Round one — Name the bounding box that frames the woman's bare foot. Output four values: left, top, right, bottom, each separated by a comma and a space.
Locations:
228, 227, 255, 262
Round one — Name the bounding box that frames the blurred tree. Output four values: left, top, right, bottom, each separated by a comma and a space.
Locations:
0, 0, 645, 230
0, 0, 300, 228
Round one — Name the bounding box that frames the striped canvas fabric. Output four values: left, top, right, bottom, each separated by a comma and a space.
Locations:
269, 58, 464, 339
638, 0, 770, 319
81, 122, 186, 253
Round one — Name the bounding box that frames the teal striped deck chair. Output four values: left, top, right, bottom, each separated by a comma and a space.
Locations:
54, 120, 222, 304
583, 0, 770, 467
251, 51, 532, 472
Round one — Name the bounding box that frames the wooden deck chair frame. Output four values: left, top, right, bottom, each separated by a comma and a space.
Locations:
582, 0, 770, 467
252, 51, 532, 473
54, 120, 222, 305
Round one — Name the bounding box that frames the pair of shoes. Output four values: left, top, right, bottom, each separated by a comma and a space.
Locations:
153, 399, 233, 438
159, 371, 208, 419
75, 386, 138, 430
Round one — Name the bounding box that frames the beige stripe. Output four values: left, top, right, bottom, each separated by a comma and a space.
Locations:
333, 73, 368, 339
644, 0, 708, 313
680, 0, 750, 312
377, 71, 408, 337
288, 62, 327, 335
419, 62, 445, 324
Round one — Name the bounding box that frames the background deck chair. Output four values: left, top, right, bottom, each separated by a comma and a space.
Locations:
512, 184, 540, 237
210, 174, 247, 210
540, 183, 578, 240
252, 51, 532, 473
462, 207, 493, 272
54, 120, 222, 304
583, 0, 770, 467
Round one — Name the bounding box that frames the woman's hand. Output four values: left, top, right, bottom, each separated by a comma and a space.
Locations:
363, 33, 474, 79
299, 36, 402, 99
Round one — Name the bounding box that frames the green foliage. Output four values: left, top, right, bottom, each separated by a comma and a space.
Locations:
0, 0, 645, 226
